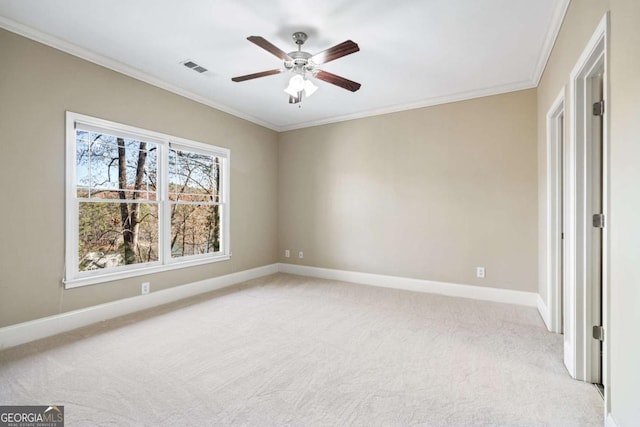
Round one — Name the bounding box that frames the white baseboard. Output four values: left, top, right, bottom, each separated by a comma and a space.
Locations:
278, 263, 538, 307
1, 263, 540, 350
537, 295, 552, 331
605, 413, 619, 427
563, 340, 576, 378
0, 263, 279, 350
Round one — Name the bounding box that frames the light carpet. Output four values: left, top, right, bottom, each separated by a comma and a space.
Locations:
0, 273, 603, 426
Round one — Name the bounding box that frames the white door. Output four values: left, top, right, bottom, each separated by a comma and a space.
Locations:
564, 16, 608, 385
589, 70, 604, 388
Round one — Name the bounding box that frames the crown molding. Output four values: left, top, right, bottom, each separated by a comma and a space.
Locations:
278, 0, 569, 132
530, 0, 571, 85
0, 16, 280, 132
278, 79, 537, 131
1, 2, 568, 133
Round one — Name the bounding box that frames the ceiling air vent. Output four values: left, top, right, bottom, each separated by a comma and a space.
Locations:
181, 59, 208, 74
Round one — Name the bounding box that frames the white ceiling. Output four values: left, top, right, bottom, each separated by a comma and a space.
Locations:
0, 0, 568, 131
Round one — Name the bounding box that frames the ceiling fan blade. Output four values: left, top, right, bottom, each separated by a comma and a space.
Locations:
311, 40, 359, 65
231, 69, 282, 82
315, 70, 361, 92
247, 36, 293, 62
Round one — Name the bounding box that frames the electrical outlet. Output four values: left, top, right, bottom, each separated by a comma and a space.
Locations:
285, 249, 290, 258
141, 282, 150, 295
476, 267, 485, 279
298, 251, 304, 259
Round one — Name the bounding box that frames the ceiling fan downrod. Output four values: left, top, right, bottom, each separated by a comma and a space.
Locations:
292, 31, 308, 49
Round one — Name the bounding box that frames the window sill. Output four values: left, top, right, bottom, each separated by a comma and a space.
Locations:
63, 254, 231, 289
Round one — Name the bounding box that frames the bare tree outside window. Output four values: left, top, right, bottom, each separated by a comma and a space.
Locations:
67, 113, 230, 287
76, 131, 158, 271
168, 149, 221, 257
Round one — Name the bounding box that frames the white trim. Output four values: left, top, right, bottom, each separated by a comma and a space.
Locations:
605, 413, 619, 427
602, 13, 611, 417
545, 87, 565, 334
1, 262, 542, 350
566, 13, 608, 383
0, 9, 567, 133
64, 255, 231, 289
65, 112, 231, 288
0, 264, 279, 350
279, 79, 537, 131
531, 0, 571, 85
537, 295, 552, 331
283, 0, 567, 135
0, 16, 279, 132
279, 264, 538, 307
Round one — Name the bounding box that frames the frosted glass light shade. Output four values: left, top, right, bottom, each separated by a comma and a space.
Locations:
284, 85, 299, 97
304, 79, 318, 97
284, 75, 318, 98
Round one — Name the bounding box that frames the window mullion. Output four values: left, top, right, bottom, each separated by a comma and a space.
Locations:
65, 112, 230, 288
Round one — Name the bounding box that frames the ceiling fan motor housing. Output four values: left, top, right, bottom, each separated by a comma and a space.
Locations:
286, 32, 313, 72
292, 31, 308, 45
287, 51, 312, 67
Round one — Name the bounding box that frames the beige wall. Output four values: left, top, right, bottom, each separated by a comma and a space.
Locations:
536, 0, 609, 304
279, 90, 538, 292
0, 29, 279, 327
609, 0, 640, 424
538, 0, 640, 423
3, 6, 639, 423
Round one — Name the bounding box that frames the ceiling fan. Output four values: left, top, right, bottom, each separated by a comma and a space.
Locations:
231, 32, 361, 104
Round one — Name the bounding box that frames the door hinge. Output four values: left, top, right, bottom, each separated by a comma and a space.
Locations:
592, 213, 605, 228
593, 100, 605, 116
593, 325, 605, 341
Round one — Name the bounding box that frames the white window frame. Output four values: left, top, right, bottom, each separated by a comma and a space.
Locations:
65, 112, 230, 288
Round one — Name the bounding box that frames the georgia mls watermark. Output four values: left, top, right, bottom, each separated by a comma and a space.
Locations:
0, 406, 64, 427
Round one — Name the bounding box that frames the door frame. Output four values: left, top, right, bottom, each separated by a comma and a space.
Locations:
545, 88, 565, 334
565, 11, 609, 401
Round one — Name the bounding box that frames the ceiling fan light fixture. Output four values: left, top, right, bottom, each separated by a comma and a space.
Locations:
284, 85, 299, 97
285, 75, 318, 98
303, 79, 318, 97
290, 74, 305, 90
284, 74, 308, 97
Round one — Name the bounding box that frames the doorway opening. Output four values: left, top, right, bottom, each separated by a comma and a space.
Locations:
587, 66, 604, 391
564, 14, 608, 408
546, 89, 565, 335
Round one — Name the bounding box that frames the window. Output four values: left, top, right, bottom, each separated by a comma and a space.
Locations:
65, 112, 230, 288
